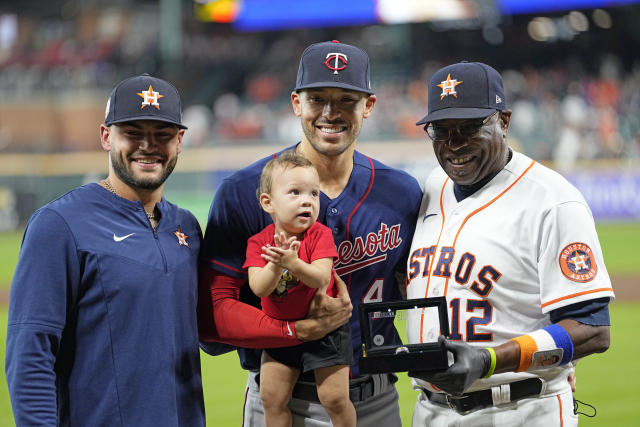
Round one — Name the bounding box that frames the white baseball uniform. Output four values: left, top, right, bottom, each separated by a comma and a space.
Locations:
406, 150, 614, 426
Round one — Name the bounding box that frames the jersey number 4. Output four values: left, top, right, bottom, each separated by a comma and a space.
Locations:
362, 278, 384, 303
448, 298, 493, 342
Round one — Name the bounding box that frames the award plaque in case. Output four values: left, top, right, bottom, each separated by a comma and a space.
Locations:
359, 297, 450, 374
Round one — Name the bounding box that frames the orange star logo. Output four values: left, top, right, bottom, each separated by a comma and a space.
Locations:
137, 85, 164, 110
437, 74, 463, 100
174, 226, 189, 247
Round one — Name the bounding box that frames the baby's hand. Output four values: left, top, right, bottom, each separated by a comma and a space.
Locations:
262, 237, 300, 269
273, 232, 298, 250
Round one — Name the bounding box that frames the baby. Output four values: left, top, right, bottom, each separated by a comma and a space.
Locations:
244, 149, 355, 427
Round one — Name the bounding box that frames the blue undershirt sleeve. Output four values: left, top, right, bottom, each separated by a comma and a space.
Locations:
5, 208, 80, 426
549, 297, 611, 326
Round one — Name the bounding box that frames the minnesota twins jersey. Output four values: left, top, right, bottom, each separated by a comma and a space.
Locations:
406, 151, 614, 394
201, 144, 422, 376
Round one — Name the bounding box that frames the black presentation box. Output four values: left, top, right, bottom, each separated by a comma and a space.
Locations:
358, 297, 450, 374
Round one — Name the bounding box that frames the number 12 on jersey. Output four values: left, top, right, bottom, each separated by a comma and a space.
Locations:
448, 298, 493, 342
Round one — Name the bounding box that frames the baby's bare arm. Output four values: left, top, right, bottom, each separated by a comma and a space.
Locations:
247, 263, 283, 298
284, 257, 333, 289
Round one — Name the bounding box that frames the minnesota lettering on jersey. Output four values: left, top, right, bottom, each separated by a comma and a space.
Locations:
334, 223, 402, 275
408, 245, 502, 298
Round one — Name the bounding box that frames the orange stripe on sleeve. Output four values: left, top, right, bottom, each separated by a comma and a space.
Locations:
541, 288, 614, 308
511, 334, 538, 372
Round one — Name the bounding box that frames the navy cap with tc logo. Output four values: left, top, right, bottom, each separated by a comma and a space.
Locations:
416, 61, 506, 125
295, 40, 374, 95
104, 74, 187, 129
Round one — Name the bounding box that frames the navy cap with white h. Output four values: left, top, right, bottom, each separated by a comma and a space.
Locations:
105, 74, 187, 129
295, 40, 374, 95
416, 61, 506, 125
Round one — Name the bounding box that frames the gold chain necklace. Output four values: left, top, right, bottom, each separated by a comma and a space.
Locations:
101, 179, 157, 221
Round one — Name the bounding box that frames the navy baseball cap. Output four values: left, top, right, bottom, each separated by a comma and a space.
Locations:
416, 61, 506, 125
295, 40, 374, 95
105, 74, 187, 129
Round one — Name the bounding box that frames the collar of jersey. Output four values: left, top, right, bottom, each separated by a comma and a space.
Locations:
92, 182, 169, 214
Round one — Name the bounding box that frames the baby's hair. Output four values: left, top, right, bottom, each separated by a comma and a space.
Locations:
257, 150, 314, 198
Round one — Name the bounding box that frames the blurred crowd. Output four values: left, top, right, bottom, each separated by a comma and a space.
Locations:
0, 2, 639, 164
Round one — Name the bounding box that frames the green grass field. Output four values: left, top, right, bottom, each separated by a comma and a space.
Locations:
1, 222, 639, 425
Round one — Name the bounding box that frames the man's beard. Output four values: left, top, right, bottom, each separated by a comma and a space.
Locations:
111, 150, 177, 191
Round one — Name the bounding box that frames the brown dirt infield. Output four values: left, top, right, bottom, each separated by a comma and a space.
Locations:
609, 275, 639, 300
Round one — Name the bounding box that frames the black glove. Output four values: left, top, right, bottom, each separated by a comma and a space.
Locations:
408, 336, 491, 396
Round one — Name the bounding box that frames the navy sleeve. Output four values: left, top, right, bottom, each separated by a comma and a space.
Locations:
549, 297, 611, 326
199, 175, 266, 364
200, 176, 265, 278
5, 208, 80, 426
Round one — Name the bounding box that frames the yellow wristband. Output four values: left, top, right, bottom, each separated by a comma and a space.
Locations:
483, 348, 497, 378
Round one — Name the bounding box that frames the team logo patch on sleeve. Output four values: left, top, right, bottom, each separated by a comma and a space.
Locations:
559, 242, 597, 282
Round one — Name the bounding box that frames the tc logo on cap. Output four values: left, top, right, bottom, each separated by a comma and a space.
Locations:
137, 85, 164, 110
437, 73, 463, 100
324, 52, 348, 74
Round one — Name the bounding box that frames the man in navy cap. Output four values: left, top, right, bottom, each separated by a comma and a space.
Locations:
198, 41, 422, 426
6, 74, 205, 426
406, 61, 613, 426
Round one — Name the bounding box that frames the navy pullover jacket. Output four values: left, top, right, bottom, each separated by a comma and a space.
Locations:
6, 183, 205, 426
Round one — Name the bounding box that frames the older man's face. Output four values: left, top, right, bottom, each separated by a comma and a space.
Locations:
430, 111, 511, 186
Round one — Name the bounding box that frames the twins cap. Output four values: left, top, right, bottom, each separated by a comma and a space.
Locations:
416, 61, 506, 125
104, 74, 187, 129
295, 40, 374, 95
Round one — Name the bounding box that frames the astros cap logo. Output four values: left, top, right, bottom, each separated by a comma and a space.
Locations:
324, 52, 348, 74
137, 85, 164, 110
437, 73, 463, 100
559, 242, 597, 282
